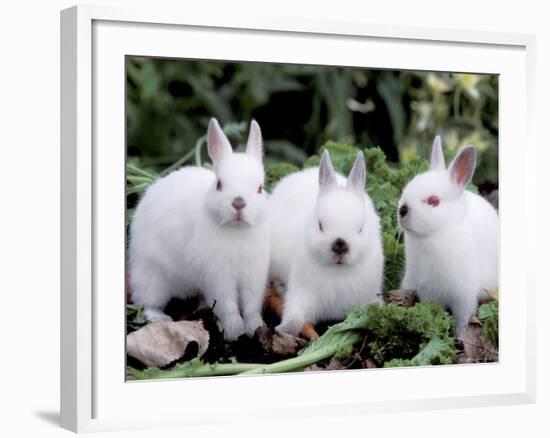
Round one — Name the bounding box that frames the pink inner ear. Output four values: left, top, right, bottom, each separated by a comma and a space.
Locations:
451, 148, 476, 187
453, 158, 470, 185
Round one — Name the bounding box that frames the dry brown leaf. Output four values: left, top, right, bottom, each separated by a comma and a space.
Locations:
271, 331, 308, 355
385, 289, 418, 307
457, 319, 498, 363
256, 326, 307, 356
304, 358, 347, 372
304, 364, 325, 372
127, 320, 209, 367
364, 358, 378, 368
323, 359, 348, 370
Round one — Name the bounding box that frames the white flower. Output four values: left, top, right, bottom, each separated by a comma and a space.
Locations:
427, 73, 453, 94
454, 74, 481, 100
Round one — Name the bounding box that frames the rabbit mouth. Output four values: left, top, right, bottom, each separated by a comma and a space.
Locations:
399, 222, 411, 232
334, 255, 347, 265
398, 217, 412, 232
228, 212, 250, 226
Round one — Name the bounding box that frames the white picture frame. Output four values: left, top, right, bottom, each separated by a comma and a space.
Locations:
60, 4, 536, 433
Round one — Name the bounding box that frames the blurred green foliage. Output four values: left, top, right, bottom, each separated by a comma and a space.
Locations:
127, 57, 498, 184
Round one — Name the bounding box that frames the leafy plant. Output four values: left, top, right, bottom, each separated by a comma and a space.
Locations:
477, 300, 499, 346
384, 337, 456, 367
129, 302, 456, 379
265, 162, 299, 192
363, 302, 455, 366
126, 304, 147, 333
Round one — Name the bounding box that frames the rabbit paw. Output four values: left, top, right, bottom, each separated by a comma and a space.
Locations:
244, 314, 265, 337
144, 307, 173, 323
221, 316, 246, 341
275, 319, 302, 337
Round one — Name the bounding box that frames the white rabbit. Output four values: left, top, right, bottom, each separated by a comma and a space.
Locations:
128, 119, 270, 341
398, 136, 499, 334
270, 150, 384, 335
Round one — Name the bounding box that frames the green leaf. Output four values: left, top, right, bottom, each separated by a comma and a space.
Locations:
477, 301, 499, 345
126, 304, 147, 333
363, 302, 455, 366
384, 337, 456, 367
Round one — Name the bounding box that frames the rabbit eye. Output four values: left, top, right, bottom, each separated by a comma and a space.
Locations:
257, 184, 263, 194
426, 195, 440, 207
358, 226, 363, 234
216, 180, 222, 191
318, 221, 324, 232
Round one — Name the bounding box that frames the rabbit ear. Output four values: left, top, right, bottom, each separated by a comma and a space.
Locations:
448, 146, 477, 189
207, 118, 232, 165
319, 150, 338, 194
346, 151, 366, 193
246, 119, 263, 163
430, 136, 445, 171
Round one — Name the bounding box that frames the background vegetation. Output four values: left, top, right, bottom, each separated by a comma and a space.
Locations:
126, 57, 498, 187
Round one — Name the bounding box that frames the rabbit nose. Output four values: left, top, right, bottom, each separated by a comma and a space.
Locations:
232, 196, 246, 211
399, 204, 408, 218
331, 238, 349, 255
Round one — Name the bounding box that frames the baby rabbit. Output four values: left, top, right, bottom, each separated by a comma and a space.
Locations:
398, 137, 499, 334
270, 150, 384, 336
128, 119, 270, 341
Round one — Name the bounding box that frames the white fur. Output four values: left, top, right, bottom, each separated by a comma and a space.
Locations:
128, 119, 270, 341
269, 151, 384, 335
399, 138, 499, 334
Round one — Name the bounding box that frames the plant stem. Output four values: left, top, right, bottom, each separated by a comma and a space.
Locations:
130, 362, 263, 380
453, 87, 462, 118
160, 147, 197, 176
127, 175, 154, 185
240, 345, 338, 375
194, 136, 206, 167
126, 183, 150, 195
127, 163, 157, 179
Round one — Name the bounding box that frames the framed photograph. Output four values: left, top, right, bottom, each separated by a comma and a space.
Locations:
61, 4, 536, 433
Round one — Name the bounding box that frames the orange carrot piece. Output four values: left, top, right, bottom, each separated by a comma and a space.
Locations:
265, 285, 319, 340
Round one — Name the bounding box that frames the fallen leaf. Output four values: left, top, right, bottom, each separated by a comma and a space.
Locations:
364, 358, 377, 368
127, 320, 209, 367
304, 358, 349, 372
256, 326, 307, 356
304, 364, 324, 372
385, 289, 418, 307
457, 319, 498, 363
